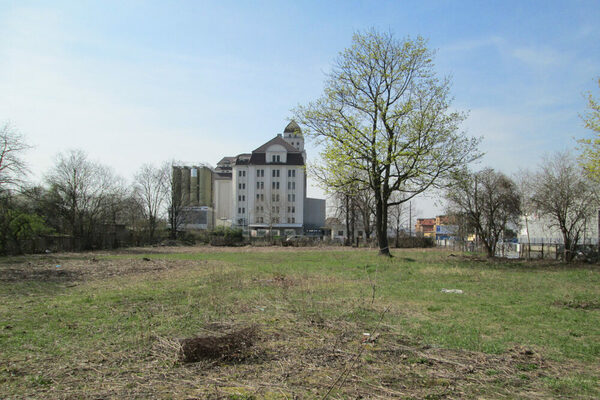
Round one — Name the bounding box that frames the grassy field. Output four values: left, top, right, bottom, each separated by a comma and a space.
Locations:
1, 246, 599, 399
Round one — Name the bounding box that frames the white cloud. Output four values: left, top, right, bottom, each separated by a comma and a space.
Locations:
511, 46, 568, 69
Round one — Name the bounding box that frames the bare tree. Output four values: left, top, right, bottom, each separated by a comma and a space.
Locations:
134, 163, 168, 241
162, 161, 185, 239
46, 149, 126, 249
446, 168, 521, 258
0, 122, 31, 190
356, 189, 375, 240
388, 192, 407, 248
514, 169, 535, 259
530, 152, 597, 262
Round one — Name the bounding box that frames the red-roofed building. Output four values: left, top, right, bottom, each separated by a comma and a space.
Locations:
415, 218, 436, 238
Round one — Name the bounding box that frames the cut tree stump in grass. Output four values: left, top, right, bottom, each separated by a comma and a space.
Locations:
178, 326, 257, 362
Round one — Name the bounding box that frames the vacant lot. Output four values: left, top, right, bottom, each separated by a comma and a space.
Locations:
1, 246, 599, 399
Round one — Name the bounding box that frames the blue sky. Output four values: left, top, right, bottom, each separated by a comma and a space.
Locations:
1, 0, 598, 216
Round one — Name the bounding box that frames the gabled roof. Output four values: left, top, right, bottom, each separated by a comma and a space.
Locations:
217, 156, 236, 166
253, 135, 299, 153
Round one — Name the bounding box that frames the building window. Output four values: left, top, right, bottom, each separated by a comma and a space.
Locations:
272, 155, 281, 163
256, 194, 260, 200
292, 217, 295, 223
338, 230, 343, 236
261, 182, 264, 189
292, 206, 295, 213
260, 194, 264, 201
238, 195, 241, 201
238, 207, 241, 214
257, 169, 264, 177
288, 169, 296, 177
272, 194, 280, 202
242, 207, 245, 213
242, 195, 245, 201
272, 169, 280, 178
256, 206, 260, 213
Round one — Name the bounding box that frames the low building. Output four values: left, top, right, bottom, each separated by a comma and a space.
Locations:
416, 215, 458, 240
415, 218, 436, 238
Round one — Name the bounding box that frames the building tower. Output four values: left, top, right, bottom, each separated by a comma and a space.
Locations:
283, 120, 305, 160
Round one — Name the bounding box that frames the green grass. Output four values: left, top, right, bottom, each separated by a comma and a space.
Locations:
1, 247, 599, 398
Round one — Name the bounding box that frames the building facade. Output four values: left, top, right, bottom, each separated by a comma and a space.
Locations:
174, 121, 325, 236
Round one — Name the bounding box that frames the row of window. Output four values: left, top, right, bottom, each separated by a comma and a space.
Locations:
236, 169, 298, 179
256, 169, 297, 177
254, 205, 294, 213
253, 181, 296, 190
253, 193, 297, 202
254, 216, 296, 223
240, 169, 299, 178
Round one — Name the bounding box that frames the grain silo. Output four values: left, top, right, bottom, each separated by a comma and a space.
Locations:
181, 167, 191, 206
172, 166, 182, 204
190, 167, 199, 205
198, 166, 213, 207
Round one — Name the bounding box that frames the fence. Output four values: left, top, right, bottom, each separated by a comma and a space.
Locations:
436, 237, 599, 261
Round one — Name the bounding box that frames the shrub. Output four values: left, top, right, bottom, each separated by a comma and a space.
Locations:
209, 227, 244, 246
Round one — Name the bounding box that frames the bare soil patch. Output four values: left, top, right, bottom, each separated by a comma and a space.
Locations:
555, 299, 600, 310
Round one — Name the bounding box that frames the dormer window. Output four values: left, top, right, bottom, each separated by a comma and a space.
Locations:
272, 155, 281, 163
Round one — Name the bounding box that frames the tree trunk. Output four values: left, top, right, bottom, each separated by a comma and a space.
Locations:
375, 195, 390, 256
563, 231, 573, 262
344, 194, 351, 246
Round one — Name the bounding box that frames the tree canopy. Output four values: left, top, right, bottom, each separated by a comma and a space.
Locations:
295, 30, 480, 255
577, 77, 600, 180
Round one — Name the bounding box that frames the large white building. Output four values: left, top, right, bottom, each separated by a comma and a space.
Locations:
174, 121, 325, 236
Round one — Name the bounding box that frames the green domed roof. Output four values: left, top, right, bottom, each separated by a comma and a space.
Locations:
284, 120, 302, 135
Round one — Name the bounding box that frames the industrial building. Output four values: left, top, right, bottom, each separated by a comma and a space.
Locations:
172, 121, 326, 236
